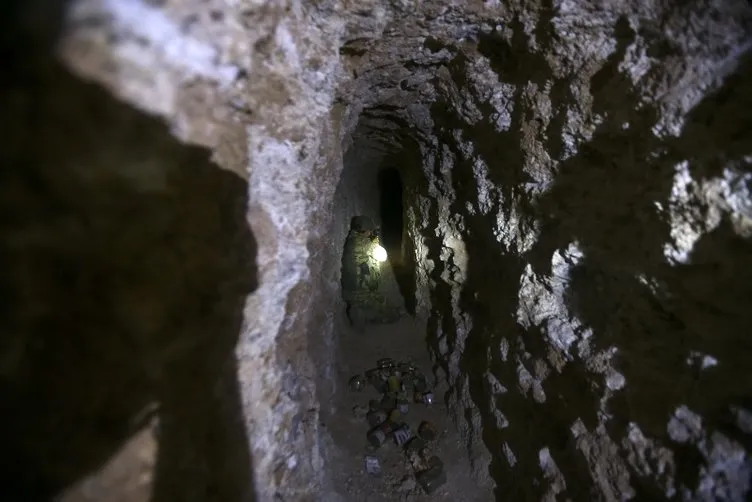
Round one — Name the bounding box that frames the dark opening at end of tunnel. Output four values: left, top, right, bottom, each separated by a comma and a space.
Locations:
377, 166, 416, 316
338, 132, 420, 326
378, 167, 404, 262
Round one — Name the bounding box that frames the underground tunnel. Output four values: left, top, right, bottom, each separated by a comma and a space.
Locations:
337, 127, 418, 330
3, 0, 752, 501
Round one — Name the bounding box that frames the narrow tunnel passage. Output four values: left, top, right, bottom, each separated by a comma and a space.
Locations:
325, 118, 493, 501
377, 166, 417, 316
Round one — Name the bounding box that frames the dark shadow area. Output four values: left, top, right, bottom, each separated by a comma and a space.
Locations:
378, 168, 404, 262
427, 77, 600, 500
426, 27, 591, 500
0, 2, 258, 500
529, 17, 752, 501
377, 166, 417, 315
426, 9, 752, 500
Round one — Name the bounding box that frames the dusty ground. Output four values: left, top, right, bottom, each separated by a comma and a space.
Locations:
324, 316, 494, 502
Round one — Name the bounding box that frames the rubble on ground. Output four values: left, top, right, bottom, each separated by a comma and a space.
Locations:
349, 358, 448, 494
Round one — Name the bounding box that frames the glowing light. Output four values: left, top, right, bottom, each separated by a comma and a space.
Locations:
372, 244, 387, 262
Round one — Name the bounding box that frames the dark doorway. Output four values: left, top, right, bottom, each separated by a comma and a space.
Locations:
378, 168, 404, 263
377, 167, 416, 315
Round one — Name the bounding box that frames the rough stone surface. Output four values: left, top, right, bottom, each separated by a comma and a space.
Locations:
60, 0, 347, 499
333, 1, 752, 501
0, 6, 258, 500
6, 0, 750, 500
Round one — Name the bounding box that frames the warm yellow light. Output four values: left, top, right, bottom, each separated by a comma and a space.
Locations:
372, 244, 388, 262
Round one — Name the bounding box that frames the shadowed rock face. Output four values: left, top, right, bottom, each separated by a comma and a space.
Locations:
0, 3, 257, 501
3, 0, 751, 500
333, 4, 752, 499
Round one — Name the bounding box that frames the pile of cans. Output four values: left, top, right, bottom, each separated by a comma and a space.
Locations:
350, 358, 447, 494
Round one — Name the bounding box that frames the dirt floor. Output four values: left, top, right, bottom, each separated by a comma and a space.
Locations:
325, 316, 494, 502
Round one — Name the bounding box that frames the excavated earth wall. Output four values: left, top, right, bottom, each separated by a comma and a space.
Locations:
44, 0, 752, 500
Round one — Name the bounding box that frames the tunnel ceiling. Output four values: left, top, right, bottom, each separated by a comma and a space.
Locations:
46, 0, 752, 500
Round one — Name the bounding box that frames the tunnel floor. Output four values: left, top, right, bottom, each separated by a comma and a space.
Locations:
323, 317, 493, 501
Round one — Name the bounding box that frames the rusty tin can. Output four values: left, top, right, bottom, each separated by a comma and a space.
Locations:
367, 409, 388, 428
367, 421, 396, 448
393, 423, 413, 446
397, 398, 410, 415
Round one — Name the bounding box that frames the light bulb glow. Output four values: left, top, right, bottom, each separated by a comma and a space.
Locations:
372, 244, 388, 262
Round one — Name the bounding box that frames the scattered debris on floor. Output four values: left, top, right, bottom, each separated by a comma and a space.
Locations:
365, 455, 382, 477
349, 374, 367, 392
352, 404, 369, 419
349, 358, 448, 494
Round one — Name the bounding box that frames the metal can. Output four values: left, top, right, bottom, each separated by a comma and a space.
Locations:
366, 369, 387, 392
393, 423, 413, 446
388, 409, 402, 423
423, 392, 435, 405
414, 391, 434, 405
366, 410, 388, 428
397, 398, 410, 415
348, 374, 366, 392
387, 375, 401, 393
364, 455, 382, 477
367, 421, 395, 448
377, 358, 396, 370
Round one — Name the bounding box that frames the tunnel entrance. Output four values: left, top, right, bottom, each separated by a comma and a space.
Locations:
377, 166, 416, 315
334, 129, 420, 322
328, 123, 482, 502
378, 168, 404, 263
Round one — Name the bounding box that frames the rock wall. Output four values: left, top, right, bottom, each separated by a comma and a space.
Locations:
336, 0, 752, 500
45, 0, 752, 500
35, 0, 348, 499
0, 5, 258, 500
